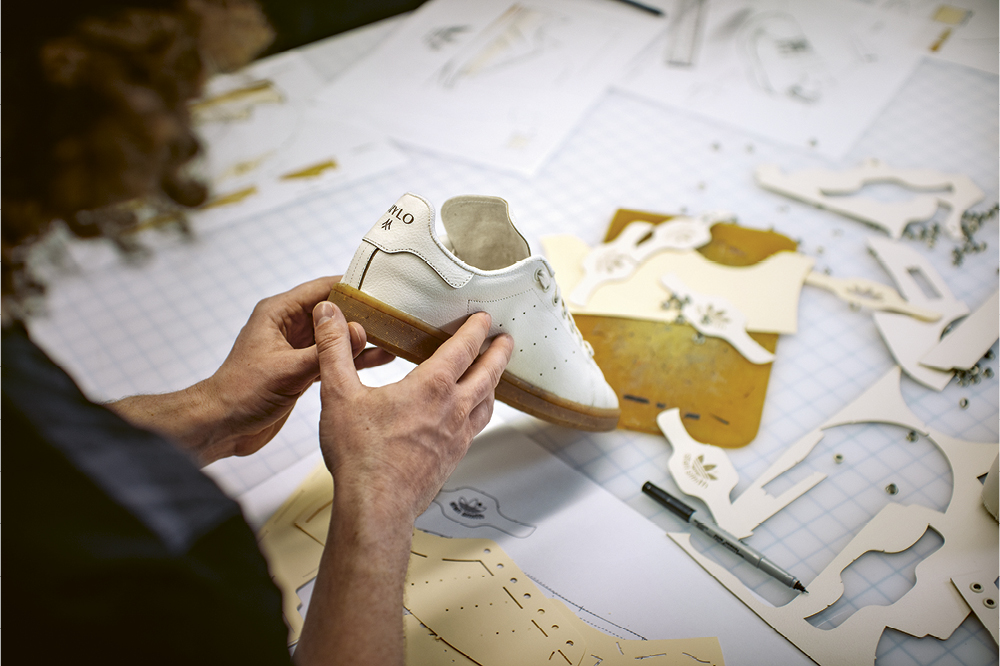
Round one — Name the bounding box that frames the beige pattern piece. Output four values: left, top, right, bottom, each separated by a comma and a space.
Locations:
542, 235, 814, 335
568, 215, 720, 307
803, 271, 941, 321
755, 159, 984, 241
257, 469, 726, 664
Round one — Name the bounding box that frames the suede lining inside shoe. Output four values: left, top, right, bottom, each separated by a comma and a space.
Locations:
440, 196, 530, 270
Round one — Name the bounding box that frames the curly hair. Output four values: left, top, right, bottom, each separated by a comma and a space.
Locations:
2, 0, 274, 300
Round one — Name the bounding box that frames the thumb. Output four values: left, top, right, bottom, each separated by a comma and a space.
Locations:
313, 301, 362, 398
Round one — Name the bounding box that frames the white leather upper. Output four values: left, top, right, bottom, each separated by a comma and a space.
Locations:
342, 193, 618, 411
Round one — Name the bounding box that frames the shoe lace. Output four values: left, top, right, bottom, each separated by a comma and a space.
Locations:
534, 266, 595, 357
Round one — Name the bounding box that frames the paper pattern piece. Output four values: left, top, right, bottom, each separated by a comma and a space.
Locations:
755, 160, 985, 241
403, 613, 478, 665
668, 367, 1000, 665
660, 275, 775, 364
255, 444, 727, 661
189, 52, 407, 231
431, 487, 536, 537
406, 529, 587, 666
315, 0, 663, 175
657, 409, 824, 539
803, 271, 941, 321
256, 463, 332, 643
568, 214, 720, 307
543, 235, 815, 335
617, 0, 924, 157
867, 236, 969, 390
950, 570, 999, 646
920, 288, 1000, 371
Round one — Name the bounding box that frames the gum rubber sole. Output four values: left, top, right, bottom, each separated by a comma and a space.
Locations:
328, 283, 620, 432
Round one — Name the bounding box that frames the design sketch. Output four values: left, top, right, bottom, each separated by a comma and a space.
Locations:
737, 11, 828, 103
432, 486, 537, 537
437, 4, 563, 88
424, 24, 472, 51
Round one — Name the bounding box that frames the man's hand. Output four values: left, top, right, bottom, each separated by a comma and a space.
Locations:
108, 276, 395, 465
313, 301, 513, 522
294, 301, 513, 666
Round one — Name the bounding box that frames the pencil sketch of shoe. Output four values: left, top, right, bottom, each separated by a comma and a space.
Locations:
437, 5, 560, 88
331, 193, 621, 431
738, 11, 827, 103
424, 25, 472, 51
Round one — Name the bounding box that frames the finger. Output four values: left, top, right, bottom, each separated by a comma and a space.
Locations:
284, 275, 343, 310
348, 321, 367, 358
313, 301, 364, 399
254, 277, 344, 348
354, 347, 396, 371
420, 312, 493, 383
467, 394, 496, 438
458, 332, 513, 405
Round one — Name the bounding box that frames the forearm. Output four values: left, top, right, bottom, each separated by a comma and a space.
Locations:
106, 380, 227, 465
294, 492, 414, 666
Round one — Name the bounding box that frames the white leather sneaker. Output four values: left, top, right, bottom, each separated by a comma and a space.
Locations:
330, 193, 620, 431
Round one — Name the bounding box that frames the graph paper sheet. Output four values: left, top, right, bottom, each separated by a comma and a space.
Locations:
25, 16, 999, 666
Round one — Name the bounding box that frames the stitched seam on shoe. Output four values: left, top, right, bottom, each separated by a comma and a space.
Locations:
357, 248, 378, 290
345, 242, 376, 287
363, 238, 471, 288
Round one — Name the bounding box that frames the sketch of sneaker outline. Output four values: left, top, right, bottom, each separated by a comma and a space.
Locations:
437, 5, 556, 88
738, 11, 827, 103
331, 193, 620, 432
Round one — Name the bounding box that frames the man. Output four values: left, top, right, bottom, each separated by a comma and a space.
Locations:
4, 1, 514, 663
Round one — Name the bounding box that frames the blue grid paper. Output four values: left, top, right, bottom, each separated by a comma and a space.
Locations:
25, 16, 999, 666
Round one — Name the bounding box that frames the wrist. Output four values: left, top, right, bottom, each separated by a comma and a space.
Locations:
107, 381, 231, 465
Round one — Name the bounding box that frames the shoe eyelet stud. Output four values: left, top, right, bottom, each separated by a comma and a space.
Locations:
534, 268, 551, 292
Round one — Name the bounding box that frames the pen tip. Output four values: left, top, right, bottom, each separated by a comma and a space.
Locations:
794, 582, 807, 593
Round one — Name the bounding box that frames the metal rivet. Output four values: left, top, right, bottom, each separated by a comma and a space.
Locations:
906, 431, 918, 442
971, 582, 984, 593
834, 454, 844, 464
885, 483, 899, 495
959, 398, 969, 409
985, 598, 997, 609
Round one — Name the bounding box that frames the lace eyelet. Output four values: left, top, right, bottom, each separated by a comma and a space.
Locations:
534, 268, 551, 292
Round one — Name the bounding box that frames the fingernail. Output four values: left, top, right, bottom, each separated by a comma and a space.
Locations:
315, 301, 334, 326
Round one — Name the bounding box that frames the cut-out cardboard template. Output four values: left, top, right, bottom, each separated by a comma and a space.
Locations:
803, 271, 942, 321
667, 367, 1000, 665
867, 236, 969, 390
659, 274, 775, 365
543, 236, 814, 336
756, 159, 984, 241
654, 365, 934, 540
657, 409, 824, 540
920, 288, 999, 372
257, 467, 726, 664
569, 214, 720, 307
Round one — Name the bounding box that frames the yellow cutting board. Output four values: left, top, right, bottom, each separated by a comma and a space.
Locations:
574, 209, 797, 448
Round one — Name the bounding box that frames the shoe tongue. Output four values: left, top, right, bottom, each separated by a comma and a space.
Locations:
440, 196, 531, 270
